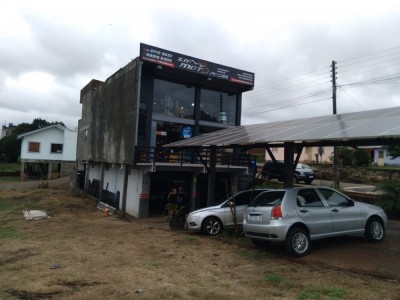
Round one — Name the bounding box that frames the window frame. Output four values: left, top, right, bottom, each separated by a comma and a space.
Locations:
50, 143, 63, 154
28, 142, 40, 153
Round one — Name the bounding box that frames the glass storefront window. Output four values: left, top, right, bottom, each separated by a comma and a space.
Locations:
138, 102, 147, 140
199, 126, 224, 135
156, 121, 192, 147
153, 79, 195, 119
200, 89, 237, 125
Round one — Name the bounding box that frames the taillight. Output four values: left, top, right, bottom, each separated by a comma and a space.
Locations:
271, 205, 282, 219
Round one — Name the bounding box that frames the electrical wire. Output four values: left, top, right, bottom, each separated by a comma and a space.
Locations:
241, 46, 400, 120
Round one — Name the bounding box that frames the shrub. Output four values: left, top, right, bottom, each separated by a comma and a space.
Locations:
375, 181, 400, 219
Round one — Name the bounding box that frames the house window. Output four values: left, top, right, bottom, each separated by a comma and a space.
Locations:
28, 142, 40, 153
51, 143, 63, 153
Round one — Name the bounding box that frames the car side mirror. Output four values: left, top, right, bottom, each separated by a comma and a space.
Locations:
348, 199, 355, 206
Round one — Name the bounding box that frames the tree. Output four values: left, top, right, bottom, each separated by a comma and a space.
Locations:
376, 181, 400, 219
0, 135, 21, 162
338, 147, 353, 166
353, 148, 370, 166
386, 145, 400, 160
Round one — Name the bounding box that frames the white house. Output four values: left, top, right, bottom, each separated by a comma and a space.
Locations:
374, 146, 400, 166
18, 125, 77, 180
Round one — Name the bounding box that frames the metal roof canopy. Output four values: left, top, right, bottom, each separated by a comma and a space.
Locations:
164, 106, 400, 202
164, 106, 400, 149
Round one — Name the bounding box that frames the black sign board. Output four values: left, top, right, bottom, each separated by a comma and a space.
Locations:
140, 43, 254, 86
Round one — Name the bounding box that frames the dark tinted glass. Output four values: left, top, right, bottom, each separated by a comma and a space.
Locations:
318, 188, 349, 206
248, 191, 285, 207
153, 79, 195, 119
200, 89, 237, 125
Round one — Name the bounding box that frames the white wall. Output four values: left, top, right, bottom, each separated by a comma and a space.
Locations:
374, 149, 400, 166
20, 127, 77, 162
63, 130, 77, 161
87, 164, 150, 218
20, 127, 64, 160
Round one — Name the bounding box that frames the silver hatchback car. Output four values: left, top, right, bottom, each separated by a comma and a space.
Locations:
186, 189, 268, 235
243, 187, 387, 257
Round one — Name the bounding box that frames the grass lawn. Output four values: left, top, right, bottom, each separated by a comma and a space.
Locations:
0, 163, 20, 172
0, 176, 19, 182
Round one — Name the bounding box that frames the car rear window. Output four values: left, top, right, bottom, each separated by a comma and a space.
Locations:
248, 191, 285, 207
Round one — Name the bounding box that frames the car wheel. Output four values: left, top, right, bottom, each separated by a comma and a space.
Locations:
285, 228, 310, 257
251, 239, 270, 247
305, 179, 313, 185
201, 217, 223, 236
365, 217, 385, 242
293, 176, 299, 183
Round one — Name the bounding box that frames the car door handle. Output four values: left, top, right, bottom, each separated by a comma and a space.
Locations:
331, 208, 339, 213
299, 209, 308, 213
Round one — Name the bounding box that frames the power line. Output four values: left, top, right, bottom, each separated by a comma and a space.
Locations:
242, 97, 332, 118
337, 85, 365, 110
337, 46, 400, 64
242, 45, 400, 119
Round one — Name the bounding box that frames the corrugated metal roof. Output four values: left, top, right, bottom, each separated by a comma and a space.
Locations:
164, 106, 400, 148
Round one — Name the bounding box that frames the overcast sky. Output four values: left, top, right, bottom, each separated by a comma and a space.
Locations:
1, 0, 400, 130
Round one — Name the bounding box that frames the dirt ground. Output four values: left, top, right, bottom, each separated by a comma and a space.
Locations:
0, 177, 400, 300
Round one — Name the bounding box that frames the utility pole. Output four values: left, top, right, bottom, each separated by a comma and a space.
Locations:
332, 61, 340, 189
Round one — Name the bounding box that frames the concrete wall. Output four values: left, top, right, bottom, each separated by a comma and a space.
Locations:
77, 59, 140, 164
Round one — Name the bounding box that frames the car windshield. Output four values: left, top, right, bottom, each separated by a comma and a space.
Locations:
297, 164, 311, 170
212, 198, 228, 206
248, 191, 286, 207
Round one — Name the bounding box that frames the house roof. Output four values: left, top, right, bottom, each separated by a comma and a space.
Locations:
164, 106, 400, 149
17, 124, 69, 140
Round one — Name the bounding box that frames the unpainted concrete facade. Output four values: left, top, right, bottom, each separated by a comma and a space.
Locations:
76, 45, 255, 218
77, 59, 139, 163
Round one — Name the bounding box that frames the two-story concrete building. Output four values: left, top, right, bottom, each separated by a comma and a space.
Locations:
76, 43, 255, 218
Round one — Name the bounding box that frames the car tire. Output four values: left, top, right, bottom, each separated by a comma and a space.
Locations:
364, 217, 385, 242
251, 239, 270, 247
305, 179, 313, 185
201, 217, 223, 236
285, 227, 310, 257
293, 176, 299, 183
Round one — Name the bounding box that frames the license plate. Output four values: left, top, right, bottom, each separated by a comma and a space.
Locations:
248, 214, 261, 221
309, 176, 314, 178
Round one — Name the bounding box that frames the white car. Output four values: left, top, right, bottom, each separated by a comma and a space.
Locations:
186, 189, 268, 235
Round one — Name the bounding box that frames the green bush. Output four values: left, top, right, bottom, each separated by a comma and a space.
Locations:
375, 180, 400, 219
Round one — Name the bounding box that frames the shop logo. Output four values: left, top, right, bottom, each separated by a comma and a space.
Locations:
181, 126, 193, 139
178, 57, 209, 74
208, 71, 229, 80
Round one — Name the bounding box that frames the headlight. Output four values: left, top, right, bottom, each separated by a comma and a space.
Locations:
189, 211, 201, 217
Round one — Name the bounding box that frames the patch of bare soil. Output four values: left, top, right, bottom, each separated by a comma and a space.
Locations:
0, 178, 399, 299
